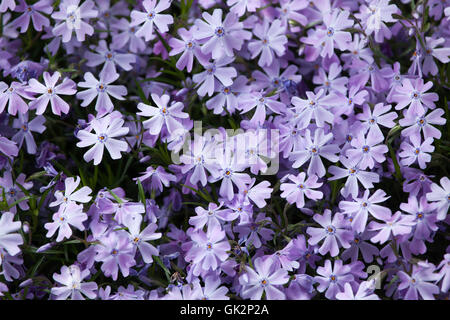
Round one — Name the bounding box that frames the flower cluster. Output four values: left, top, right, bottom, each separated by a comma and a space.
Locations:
0, 0, 449, 301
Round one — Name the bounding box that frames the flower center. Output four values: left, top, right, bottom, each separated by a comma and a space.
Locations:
310, 146, 319, 156
7, 187, 18, 199
349, 167, 358, 175
261, 279, 268, 286
362, 145, 370, 153
98, 133, 108, 142
417, 117, 426, 127
330, 275, 337, 282
105, 52, 114, 60
185, 40, 195, 49
326, 27, 334, 37
21, 124, 28, 131
206, 242, 213, 250
147, 11, 155, 20
206, 65, 216, 74
414, 148, 420, 155
298, 184, 305, 189
215, 27, 225, 37
326, 225, 336, 235
97, 83, 107, 92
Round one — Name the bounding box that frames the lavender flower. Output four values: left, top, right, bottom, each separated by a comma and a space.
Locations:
28, 71, 76, 115
130, 0, 173, 42
239, 256, 289, 300
51, 265, 98, 300
76, 113, 129, 165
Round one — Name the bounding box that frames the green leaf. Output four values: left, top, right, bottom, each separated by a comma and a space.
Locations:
107, 188, 123, 204
153, 255, 171, 282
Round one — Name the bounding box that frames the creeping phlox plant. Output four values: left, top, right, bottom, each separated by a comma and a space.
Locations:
0, 0, 449, 301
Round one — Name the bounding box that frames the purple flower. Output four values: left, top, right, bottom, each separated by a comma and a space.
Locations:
12, 112, 46, 154
130, 0, 173, 42
240, 178, 273, 209
328, 156, 380, 199
341, 230, 380, 263
239, 91, 285, 125
235, 212, 274, 249
290, 128, 340, 177
49, 176, 92, 208
426, 176, 450, 221
11, 0, 52, 32
302, 9, 353, 58
252, 59, 302, 103
44, 201, 88, 242
248, 19, 287, 67
76, 113, 129, 165
85, 40, 136, 75
194, 8, 251, 59
0, 212, 23, 258
185, 223, 230, 276
191, 275, 230, 300
0, 171, 33, 212
356, 102, 397, 137
76, 71, 127, 116
280, 172, 323, 209
209, 148, 252, 201
28, 71, 76, 115
336, 281, 380, 300
400, 196, 438, 241
51, 0, 98, 43
277, 0, 308, 26
355, 0, 399, 43
399, 108, 446, 141
392, 78, 439, 116
205, 75, 249, 115
368, 211, 415, 244
291, 89, 334, 128
51, 264, 98, 300
228, 0, 261, 17
179, 134, 220, 187
436, 254, 450, 293
0, 81, 34, 115
422, 37, 450, 76
169, 27, 209, 73
349, 60, 390, 92
346, 129, 388, 170
137, 93, 188, 135
123, 213, 161, 264
0, 135, 18, 160
314, 259, 354, 300
95, 231, 136, 280
134, 166, 176, 192
110, 18, 146, 53
306, 209, 353, 257
339, 189, 391, 233
193, 56, 237, 97
399, 135, 434, 170
189, 202, 236, 230
398, 265, 440, 300
0, 0, 15, 12
239, 256, 289, 300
